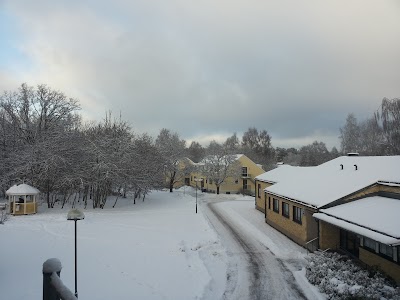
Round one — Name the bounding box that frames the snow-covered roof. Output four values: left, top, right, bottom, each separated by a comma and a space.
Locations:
264, 156, 400, 208
6, 184, 40, 195
196, 154, 244, 166
255, 165, 313, 184
181, 157, 195, 165
314, 196, 400, 246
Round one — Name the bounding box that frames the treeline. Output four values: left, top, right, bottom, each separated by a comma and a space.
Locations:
339, 98, 400, 156
186, 130, 339, 168
187, 98, 400, 168
0, 84, 179, 208
1, 83, 398, 204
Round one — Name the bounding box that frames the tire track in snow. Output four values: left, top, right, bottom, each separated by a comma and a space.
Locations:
206, 201, 307, 300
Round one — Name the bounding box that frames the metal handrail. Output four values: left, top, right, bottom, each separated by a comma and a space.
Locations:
305, 237, 318, 245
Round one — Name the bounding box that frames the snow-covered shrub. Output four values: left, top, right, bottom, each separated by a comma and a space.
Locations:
306, 251, 400, 300
0, 204, 8, 224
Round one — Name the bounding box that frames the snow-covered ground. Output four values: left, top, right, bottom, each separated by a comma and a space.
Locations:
0, 188, 323, 299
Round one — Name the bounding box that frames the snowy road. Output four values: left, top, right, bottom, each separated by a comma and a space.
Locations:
198, 194, 323, 300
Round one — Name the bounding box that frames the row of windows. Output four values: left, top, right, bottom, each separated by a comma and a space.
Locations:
268, 197, 303, 224
363, 237, 399, 263
192, 177, 248, 186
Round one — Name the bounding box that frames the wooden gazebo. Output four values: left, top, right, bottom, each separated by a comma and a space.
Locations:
6, 184, 40, 215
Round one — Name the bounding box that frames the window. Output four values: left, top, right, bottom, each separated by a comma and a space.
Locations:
235, 179, 239, 184
293, 206, 302, 224
282, 202, 289, 218
363, 237, 376, 252
242, 167, 248, 177
257, 184, 261, 198
243, 179, 248, 190
273, 198, 279, 213
209, 178, 213, 184
264, 194, 267, 211
191, 176, 193, 181
268, 197, 271, 209
380, 244, 393, 258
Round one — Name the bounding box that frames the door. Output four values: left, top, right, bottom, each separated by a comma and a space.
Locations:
340, 230, 360, 257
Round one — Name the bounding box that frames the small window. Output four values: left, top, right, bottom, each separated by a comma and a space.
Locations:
268, 197, 271, 209
273, 198, 279, 213
282, 202, 289, 218
257, 184, 261, 198
191, 176, 193, 181
293, 206, 302, 224
380, 244, 393, 258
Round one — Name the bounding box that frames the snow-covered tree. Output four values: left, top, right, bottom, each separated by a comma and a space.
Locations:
155, 129, 186, 192
201, 143, 241, 194
339, 113, 361, 154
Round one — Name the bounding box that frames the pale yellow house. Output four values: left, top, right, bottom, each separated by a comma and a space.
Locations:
188, 154, 264, 195
257, 155, 400, 284
167, 157, 196, 189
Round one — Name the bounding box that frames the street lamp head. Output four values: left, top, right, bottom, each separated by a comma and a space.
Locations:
67, 209, 85, 221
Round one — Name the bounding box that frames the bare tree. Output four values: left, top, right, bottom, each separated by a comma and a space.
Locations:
241, 127, 275, 168
339, 113, 361, 154
359, 117, 385, 155
155, 129, 186, 192
376, 97, 400, 154
299, 141, 330, 166
224, 133, 240, 152
201, 143, 241, 194
186, 141, 205, 163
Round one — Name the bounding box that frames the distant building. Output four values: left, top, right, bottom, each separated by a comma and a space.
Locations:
184, 154, 264, 195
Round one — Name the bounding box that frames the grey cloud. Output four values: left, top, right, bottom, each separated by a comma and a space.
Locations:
2, 0, 400, 148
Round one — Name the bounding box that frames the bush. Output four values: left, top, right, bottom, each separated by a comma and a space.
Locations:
306, 251, 400, 300
0, 204, 8, 224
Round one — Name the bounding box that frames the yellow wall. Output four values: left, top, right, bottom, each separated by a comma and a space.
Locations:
359, 248, 400, 285
332, 183, 400, 205
11, 202, 37, 215
319, 221, 340, 250
255, 181, 272, 213
167, 159, 195, 189
265, 193, 318, 246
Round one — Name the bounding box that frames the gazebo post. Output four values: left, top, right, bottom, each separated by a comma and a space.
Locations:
24, 195, 27, 215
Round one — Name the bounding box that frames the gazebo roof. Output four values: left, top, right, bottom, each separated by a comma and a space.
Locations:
6, 184, 40, 196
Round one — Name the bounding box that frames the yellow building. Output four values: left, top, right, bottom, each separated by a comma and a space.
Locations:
189, 154, 264, 195
254, 165, 310, 213
258, 155, 400, 284
167, 157, 196, 189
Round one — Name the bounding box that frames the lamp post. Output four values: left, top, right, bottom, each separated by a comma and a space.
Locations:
67, 209, 85, 299
194, 178, 203, 214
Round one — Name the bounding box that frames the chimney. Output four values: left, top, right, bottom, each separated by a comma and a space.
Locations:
354, 164, 358, 171
340, 164, 343, 170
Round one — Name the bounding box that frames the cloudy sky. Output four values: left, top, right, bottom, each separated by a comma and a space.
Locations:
1, 0, 399, 149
